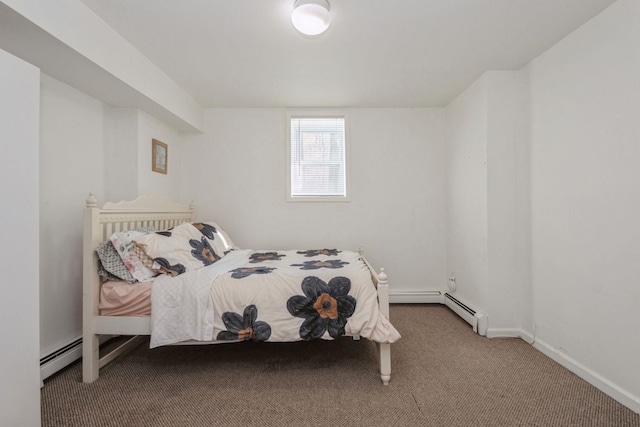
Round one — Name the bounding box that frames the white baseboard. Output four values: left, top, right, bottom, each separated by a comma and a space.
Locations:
532, 337, 640, 414
389, 290, 443, 304
454, 320, 639, 414
486, 328, 534, 344
40, 337, 83, 382
40, 335, 113, 383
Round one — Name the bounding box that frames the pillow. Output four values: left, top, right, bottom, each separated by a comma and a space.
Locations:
133, 222, 223, 275
95, 241, 136, 283
133, 244, 183, 276
110, 230, 160, 282
97, 262, 122, 282
192, 222, 236, 254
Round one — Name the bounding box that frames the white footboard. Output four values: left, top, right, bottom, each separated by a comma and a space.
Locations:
358, 247, 393, 385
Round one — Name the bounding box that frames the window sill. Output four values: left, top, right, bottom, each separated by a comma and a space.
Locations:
287, 196, 351, 203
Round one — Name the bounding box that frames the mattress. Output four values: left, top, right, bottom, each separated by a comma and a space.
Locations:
99, 280, 152, 316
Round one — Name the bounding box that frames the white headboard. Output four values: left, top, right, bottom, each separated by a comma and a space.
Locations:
82, 193, 196, 381
85, 193, 195, 242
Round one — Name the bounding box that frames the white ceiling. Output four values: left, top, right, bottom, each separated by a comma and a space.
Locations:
79, 0, 615, 108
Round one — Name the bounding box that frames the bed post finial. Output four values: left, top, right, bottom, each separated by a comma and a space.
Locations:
358, 246, 364, 257
190, 200, 196, 211
378, 267, 387, 284
86, 193, 97, 208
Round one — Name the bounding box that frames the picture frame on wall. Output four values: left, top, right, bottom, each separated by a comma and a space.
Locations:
152, 139, 168, 174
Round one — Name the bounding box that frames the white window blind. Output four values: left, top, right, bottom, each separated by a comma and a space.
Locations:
289, 116, 346, 199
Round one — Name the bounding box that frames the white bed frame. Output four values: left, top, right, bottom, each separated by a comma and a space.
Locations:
83, 193, 392, 385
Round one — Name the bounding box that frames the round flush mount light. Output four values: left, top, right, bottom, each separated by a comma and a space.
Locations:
291, 0, 331, 36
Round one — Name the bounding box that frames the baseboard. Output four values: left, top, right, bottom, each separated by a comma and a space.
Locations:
449, 317, 639, 413
487, 328, 534, 344
443, 293, 488, 336
40, 336, 83, 382
532, 337, 640, 414
40, 335, 114, 383
389, 290, 443, 304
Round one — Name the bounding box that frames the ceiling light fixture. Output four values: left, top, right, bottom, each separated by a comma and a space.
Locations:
291, 0, 331, 37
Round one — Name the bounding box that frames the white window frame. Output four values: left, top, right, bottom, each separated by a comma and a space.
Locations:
286, 110, 350, 202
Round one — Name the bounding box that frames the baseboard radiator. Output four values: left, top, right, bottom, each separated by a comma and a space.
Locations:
444, 293, 488, 336
40, 337, 83, 382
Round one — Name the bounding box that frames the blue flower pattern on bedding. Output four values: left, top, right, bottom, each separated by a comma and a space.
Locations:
190, 237, 220, 266
249, 252, 285, 263
217, 305, 272, 341
296, 249, 341, 257
230, 266, 276, 279
287, 276, 356, 340
291, 260, 349, 270
192, 222, 217, 240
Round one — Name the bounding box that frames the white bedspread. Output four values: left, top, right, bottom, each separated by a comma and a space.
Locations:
150, 249, 251, 348
150, 249, 400, 348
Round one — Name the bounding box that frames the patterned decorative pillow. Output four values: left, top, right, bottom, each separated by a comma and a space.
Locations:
110, 230, 160, 282
97, 263, 122, 282
95, 241, 136, 283
133, 222, 228, 275
133, 245, 182, 276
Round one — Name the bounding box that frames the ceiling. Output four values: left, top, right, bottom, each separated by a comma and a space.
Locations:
79, 0, 616, 108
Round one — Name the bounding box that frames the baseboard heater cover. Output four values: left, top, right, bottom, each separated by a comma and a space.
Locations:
444, 292, 488, 336
389, 290, 443, 304
40, 336, 83, 381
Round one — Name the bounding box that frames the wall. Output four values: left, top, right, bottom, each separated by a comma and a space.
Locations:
445, 71, 528, 333
39, 74, 107, 357
445, 76, 489, 311
524, 0, 640, 409
103, 108, 186, 203
39, 75, 185, 373
0, 48, 41, 427
182, 108, 447, 296
137, 109, 185, 200
104, 108, 138, 202
485, 71, 530, 333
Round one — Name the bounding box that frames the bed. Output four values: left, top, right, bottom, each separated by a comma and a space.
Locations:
82, 193, 399, 385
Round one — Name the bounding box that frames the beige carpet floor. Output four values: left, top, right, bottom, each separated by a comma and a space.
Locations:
41, 304, 640, 426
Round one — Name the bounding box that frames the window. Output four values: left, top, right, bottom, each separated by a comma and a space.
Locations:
286, 112, 348, 201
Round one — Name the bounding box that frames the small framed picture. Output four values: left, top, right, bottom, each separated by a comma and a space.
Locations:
152, 139, 168, 174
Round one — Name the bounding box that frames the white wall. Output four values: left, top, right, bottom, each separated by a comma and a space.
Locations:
524, 0, 640, 409
182, 108, 447, 295
445, 71, 529, 333
485, 71, 530, 333
39, 74, 107, 357
104, 107, 138, 202
103, 108, 186, 203
39, 75, 185, 371
445, 76, 489, 311
0, 48, 41, 427
137, 109, 185, 200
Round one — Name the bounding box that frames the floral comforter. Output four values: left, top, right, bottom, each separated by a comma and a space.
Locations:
150, 249, 401, 348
